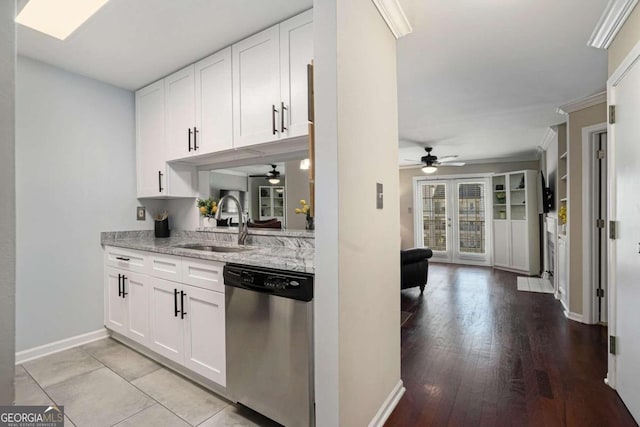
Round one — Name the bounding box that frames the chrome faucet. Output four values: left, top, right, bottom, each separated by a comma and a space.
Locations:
216, 195, 248, 246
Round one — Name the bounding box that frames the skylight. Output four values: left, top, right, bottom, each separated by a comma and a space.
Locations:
15, 0, 109, 40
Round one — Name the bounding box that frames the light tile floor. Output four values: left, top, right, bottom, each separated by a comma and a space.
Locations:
517, 276, 554, 294
14, 338, 281, 427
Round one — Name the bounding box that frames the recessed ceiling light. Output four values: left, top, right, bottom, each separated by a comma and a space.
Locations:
15, 0, 109, 40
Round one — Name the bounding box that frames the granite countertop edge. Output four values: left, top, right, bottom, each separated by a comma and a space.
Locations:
101, 235, 315, 275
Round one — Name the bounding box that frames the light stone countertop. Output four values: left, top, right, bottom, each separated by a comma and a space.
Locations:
101, 231, 314, 274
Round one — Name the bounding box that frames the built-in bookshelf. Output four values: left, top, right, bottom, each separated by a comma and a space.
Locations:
558, 124, 568, 236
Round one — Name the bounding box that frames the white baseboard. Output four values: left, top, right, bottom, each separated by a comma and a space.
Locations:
368, 379, 405, 427
564, 310, 584, 323
15, 328, 109, 365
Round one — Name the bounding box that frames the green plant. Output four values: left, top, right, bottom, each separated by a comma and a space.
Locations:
196, 198, 219, 218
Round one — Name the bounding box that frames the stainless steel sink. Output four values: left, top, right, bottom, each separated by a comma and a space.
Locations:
174, 243, 254, 253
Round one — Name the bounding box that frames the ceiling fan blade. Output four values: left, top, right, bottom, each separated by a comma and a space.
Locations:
438, 156, 459, 163
444, 162, 466, 166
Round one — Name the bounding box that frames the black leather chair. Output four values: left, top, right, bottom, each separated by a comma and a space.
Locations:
401, 248, 433, 293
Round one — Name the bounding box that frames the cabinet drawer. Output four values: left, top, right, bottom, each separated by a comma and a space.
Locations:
149, 253, 183, 282
181, 258, 224, 292
105, 246, 146, 274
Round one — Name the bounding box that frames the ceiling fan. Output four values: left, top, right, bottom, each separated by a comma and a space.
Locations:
250, 165, 282, 184
407, 147, 466, 174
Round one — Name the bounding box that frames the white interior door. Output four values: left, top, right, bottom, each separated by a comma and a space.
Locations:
610, 46, 640, 421
416, 180, 451, 262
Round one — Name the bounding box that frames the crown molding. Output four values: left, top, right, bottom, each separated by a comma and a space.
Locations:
538, 127, 557, 152
588, 0, 639, 49
371, 0, 413, 39
556, 91, 607, 115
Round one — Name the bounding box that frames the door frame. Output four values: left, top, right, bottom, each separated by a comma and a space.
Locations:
581, 122, 607, 325
605, 37, 640, 390
413, 173, 493, 266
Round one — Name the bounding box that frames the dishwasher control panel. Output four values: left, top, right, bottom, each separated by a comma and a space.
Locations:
225, 264, 313, 302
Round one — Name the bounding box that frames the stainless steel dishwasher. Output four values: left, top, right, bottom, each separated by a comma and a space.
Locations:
224, 263, 314, 427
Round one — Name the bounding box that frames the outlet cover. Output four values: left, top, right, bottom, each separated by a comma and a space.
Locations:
136, 206, 146, 221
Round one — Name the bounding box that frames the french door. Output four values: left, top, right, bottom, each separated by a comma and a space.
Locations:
415, 177, 491, 265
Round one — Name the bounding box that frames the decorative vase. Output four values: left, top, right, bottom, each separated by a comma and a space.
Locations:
201, 217, 216, 229
305, 216, 314, 231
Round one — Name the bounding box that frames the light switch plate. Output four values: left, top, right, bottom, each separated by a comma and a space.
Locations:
376, 183, 383, 209
136, 206, 146, 221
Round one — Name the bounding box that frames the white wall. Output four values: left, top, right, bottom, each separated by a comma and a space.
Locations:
315, 0, 401, 424
0, 0, 16, 405
15, 57, 158, 351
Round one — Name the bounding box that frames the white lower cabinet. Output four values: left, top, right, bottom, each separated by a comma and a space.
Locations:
183, 286, 225, 386
149, 278, 185, 364
104, 247, 225, 387
105, 268, 150, 346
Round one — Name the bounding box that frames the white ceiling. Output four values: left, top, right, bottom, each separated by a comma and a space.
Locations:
17, 0, 313, 90
397, 0, 609, 166
17, 0, 608, 165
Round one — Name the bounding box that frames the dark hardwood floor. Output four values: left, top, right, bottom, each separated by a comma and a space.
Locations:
386, 263, 637, 427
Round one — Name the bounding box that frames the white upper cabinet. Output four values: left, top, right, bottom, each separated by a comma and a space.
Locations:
232, 25, 281, 148
280, 10, 313, 139
233, 11, 314, 148
136, 81, 167, 197
165, 65, 196, 161
194, 47, 233, 155
136, 80, 197, 199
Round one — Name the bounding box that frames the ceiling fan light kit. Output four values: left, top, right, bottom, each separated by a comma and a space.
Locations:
422, 165, 438, 174
410, 146, 466, 173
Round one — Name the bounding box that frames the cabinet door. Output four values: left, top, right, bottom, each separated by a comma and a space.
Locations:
280, 10, 313, 138
149, 279, 184, 364
124, 272, 150, 346
136, 81, 167, 197
195, 48, 233, 155
105, 268, 127, 336
232, 25, 281, 148
510, 221, 529, 271
492, 220, 510, 267
183, 286, 226, 386
166, 65, 196, 161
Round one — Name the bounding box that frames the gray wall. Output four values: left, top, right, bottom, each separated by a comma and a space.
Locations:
399, 160, 541, 249
15, 57, 157, 351
0, 0, 16, 405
